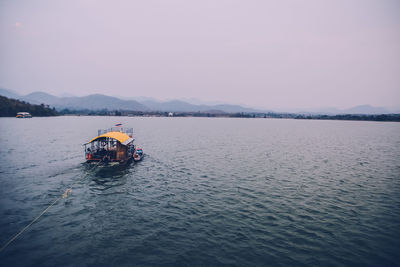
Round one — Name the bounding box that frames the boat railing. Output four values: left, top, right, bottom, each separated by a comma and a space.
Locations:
97, 127, 133, 136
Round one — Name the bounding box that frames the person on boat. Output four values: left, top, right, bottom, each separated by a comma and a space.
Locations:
102, 155, 111, 164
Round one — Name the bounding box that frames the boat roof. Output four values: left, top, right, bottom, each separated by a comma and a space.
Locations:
89, 131, 133, 145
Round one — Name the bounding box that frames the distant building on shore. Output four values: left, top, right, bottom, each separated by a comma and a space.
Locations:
168, 112, 174, 117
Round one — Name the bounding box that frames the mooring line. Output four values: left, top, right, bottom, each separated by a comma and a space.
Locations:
0, 160, 102, 253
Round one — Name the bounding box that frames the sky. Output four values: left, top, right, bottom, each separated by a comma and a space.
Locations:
0, 0, 399, 109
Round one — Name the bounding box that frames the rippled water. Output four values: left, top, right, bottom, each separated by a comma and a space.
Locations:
0, 117, 399, 266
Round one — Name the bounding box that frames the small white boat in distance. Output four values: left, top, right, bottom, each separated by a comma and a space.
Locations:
16, 112, 32, 118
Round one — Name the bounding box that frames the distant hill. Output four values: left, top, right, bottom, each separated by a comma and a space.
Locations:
141, 100, 202, 112
284, 105, 392, 115
0, 88, 397, 115
58, 94, 149, 111
22, 92, 149, 111
211, 104, 262, 113
141, 99, 262, 113
8, 90, 263, 113
0, 88, 21, 100
342, 105, 389, 114
0, 95, 58, 117
22, 92, 59, 105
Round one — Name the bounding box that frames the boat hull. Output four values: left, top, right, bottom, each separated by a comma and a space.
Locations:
133, 154, 144, 162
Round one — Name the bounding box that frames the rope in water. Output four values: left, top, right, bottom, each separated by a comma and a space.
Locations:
0, 160, 102, 253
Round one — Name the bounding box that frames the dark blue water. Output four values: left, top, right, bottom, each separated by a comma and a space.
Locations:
0, 117, 399, 266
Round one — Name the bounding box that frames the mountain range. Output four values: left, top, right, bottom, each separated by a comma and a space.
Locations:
0, 88, 260, 114
0, 88, 398, 114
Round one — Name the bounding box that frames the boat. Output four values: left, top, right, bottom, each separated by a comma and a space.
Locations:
16, 112, 32, 118
84, 125, 142, 165
133, 148, 144, 162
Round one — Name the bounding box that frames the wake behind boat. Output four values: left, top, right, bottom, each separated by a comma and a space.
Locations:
83, 125, 143, 165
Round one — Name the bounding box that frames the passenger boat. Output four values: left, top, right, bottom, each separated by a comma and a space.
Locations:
16, 112, 32, 118
84, 125, 142, 165
133, 148, 144, 162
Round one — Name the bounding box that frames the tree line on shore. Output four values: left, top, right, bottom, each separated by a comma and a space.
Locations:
58, 109, 400, 122
1, 95, 399, 122
0, 95, 58, 117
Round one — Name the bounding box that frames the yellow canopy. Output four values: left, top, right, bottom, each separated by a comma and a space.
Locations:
89, 131, 131, 144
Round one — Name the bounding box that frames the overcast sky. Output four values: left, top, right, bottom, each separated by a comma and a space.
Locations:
0, 0, 399, 109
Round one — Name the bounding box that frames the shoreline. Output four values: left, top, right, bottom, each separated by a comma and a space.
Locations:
2, 112, 400, 122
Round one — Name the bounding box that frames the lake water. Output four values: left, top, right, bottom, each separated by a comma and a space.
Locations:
0, 116, 399, 266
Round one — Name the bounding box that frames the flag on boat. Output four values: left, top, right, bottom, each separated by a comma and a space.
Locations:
115, 123, 122, 127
